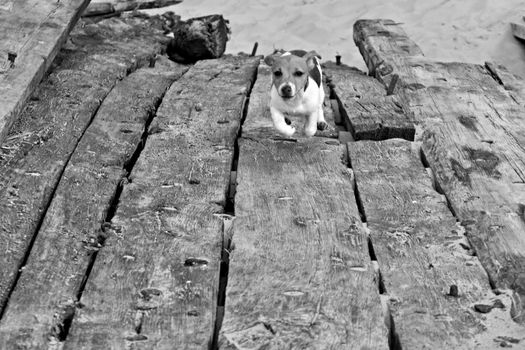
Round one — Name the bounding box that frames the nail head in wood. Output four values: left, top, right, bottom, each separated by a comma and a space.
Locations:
448, 284, 459, 297
7, 51, 17, 65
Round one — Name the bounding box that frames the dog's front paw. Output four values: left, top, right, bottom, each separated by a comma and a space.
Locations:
317, 121, 329, 131
280, 125, 296, 137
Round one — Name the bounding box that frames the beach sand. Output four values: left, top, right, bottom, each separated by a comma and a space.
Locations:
142, 0, 525, 78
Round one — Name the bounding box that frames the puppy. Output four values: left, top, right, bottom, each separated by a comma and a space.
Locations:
264, 50, 328, 137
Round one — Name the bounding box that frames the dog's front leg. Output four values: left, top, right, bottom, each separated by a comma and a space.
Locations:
316, 106, 329, 131
270, 107, 296, 137
304, 111, 318, 137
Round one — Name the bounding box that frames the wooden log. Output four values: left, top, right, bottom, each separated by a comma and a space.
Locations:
220, 60, 388, 349
0, 16, 169, 318
82, 0, 183, 17
63, 56, 260, 349
353, 20, 525, 143
82, 2, 115, 17
168, 15, 230, 63
353, 19, 423, 90
349, 139, 525, 348
0, 56, 187, 349
511, 21, 525, 41
354, 18, 525, 325
0, 0, 91, 144
323, 61, 415, 141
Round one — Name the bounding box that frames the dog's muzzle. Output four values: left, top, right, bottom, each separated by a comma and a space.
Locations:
279, 83, 295, 98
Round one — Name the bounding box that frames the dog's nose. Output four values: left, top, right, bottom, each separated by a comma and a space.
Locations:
280, 85, 293, 97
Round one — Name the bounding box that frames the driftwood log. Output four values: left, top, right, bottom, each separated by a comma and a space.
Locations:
82, 0, 183, 17
167, 14, 230, 63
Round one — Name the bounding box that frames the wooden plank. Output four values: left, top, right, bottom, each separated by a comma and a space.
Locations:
421, 122, 525, 325
485, 61, 525, 106
0, 0, 91, 143
349, 139, 525, 348
63, 56, 260, 349
0, 16, 169, 317
354, 19, 525, 324
220, 62, 388, 349
354, 19, 525, 144
0, 57, 187, 348
511, 21, 525, 41
83, 0, 183, 17
399, 60, 525, 149
324, 62, 415, 141
353, 19, 423, 90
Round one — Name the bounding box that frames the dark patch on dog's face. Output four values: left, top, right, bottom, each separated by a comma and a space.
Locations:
270, 55, 309, 98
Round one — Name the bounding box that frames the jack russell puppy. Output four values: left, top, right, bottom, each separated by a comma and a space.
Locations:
264, 50, 328, 137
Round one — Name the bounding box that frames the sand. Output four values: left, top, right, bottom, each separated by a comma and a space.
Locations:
142, 0, 525, 78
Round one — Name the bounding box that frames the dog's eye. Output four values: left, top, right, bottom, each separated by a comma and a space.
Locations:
274, 71, 283, 77
293, 71, 304, 77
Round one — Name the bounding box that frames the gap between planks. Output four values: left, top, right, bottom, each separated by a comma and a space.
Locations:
0, 14, 170, 322
0, 53, 187, 348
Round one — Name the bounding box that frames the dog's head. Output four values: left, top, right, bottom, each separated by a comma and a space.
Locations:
264, 50, 321, 100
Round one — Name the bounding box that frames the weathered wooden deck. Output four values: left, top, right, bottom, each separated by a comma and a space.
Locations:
1, 9, 525, 350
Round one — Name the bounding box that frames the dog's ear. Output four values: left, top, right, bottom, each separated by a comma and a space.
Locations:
304, 50, 322, 69
264, 53, 280, 66
264, 55, 274, 66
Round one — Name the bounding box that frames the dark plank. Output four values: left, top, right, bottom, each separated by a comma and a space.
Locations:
0, 16, 169, 317
349, 139, 525, 348
324, 62, 415, 141
354, 18, 525, 325
0, 0, 91, 143
0, 56, 187, 348
220, 62, 388, 349
64, 56, 260, 349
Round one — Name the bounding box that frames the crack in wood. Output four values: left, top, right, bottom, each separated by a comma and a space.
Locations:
66, 69, 186, 344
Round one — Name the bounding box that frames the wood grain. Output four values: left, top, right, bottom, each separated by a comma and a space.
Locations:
324, 62, 414, 141
63, 56, 260, 349
0, 16, 169, 318
220, 62, 388, 349
83, 0, 183, 17
353, 19, 423, 90
0, 0, 91, 143
422, 123, 525, 324
348, 139, 511, 349
0, 56, 186, 348
485, 61, 525, 107
354, 18, 525, 325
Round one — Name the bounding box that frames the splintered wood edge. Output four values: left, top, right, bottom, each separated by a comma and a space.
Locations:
0, 0, 92, 143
